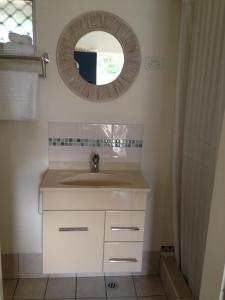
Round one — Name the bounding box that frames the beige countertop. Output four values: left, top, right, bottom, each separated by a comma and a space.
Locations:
40, 169, 150, 192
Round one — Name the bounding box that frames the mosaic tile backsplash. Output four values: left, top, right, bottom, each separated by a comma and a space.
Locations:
49, 138, 142, 148
48, 122, 144, 163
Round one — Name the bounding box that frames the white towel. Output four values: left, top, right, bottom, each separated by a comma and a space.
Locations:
4, 42, 35, 56
8, 31, 32, 45
0, 70, 39, 120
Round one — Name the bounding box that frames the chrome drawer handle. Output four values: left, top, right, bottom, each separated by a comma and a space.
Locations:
110, 226, 140, 231
109, 258, 138, 263
59, 227, 88, 232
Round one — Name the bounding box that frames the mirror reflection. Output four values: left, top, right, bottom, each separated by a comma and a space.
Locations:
74, 31, 124, 85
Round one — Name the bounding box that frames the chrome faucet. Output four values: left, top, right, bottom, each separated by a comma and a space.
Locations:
90, 153, 100, 173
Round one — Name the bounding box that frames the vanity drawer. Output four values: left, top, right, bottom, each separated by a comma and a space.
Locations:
103, 242, 143, 272
105, 211, 145, 242
43, 211, 104, 273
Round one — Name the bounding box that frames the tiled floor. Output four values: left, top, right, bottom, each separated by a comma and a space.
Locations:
3, 275, 167, 300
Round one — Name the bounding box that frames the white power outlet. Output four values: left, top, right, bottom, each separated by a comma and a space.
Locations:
144, 56, 164, 71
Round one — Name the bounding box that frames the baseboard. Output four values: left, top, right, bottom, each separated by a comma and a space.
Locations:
160, 256, 193, 300
1, 251, 160, 279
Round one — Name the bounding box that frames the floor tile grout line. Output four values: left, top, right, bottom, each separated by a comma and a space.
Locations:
75, 275, 77, 299
44, 277, 49, 299
17, 253, 19, 279
132, 274, 138, 298
104, 273, 108, 299
12, 278, 19, 300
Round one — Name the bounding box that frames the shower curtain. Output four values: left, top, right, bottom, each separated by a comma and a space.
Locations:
172, 0, 225, 298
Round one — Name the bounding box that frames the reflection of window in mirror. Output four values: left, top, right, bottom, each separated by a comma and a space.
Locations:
97, 52, 124, 85
74, 31, 124, 86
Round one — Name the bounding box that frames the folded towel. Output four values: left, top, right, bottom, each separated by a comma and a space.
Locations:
8, 31, 32, 45
4, 42, 35, 56
0, 70, 39, 120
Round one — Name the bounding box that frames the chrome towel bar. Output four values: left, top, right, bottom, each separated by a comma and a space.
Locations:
0, 52, 50, 78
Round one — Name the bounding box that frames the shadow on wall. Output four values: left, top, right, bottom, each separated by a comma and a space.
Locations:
0, 124, 17, 252
0, 121, 47, 254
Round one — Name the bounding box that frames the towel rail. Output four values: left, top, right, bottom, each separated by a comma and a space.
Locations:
0, 52, 50, 78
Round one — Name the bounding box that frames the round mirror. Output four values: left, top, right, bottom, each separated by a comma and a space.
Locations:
56, 11, 141, 102
75, 31, 124, 85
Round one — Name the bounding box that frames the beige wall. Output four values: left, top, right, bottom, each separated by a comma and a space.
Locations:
0, 0, 181, 253
200, 112, 225, 299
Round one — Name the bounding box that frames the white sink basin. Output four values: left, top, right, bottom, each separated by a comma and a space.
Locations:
60, 172, 131, 187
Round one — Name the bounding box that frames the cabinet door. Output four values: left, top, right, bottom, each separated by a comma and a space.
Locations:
43, 211, 104, 273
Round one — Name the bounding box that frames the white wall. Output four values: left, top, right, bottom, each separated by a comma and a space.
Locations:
0, 0, 181, 253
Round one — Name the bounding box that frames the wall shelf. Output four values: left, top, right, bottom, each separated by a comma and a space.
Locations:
0, 52, 50, 78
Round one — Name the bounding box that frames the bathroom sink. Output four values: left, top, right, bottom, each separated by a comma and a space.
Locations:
60, 172, 131, 187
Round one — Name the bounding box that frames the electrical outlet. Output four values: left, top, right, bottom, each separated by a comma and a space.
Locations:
161, 245, 175, 253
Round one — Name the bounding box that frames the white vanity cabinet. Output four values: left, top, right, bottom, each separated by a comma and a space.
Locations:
42, 189, 148, 274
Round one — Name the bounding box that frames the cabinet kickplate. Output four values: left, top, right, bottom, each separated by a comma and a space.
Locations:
107, 281, 119, 289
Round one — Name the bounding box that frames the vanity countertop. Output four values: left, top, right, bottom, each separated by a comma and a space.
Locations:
40, 169, 150, 192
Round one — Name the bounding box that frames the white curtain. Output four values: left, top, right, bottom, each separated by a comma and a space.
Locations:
172, 0, 195, 266
172, 0, 225, 298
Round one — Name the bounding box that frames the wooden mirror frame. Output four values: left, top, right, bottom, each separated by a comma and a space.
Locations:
56, 11, 141, 102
